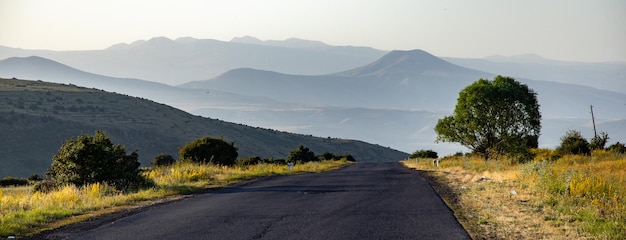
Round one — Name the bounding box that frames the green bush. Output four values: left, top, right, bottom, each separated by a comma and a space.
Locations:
152, 153, 176, 166
237, 156, 264, 166
47, 130, 149, 190
0, 176, 29, 186
267, 158, 287, 165
607, 142, 626, 154
320, 151, 336, 161
556, 130, 590, 155
589, 132, 609, 150
411, 149, 438, 159
342, 154, 356, 162
33, 179, 57, 193
287, 145, 317, 164
179, 136, 238, 166
28, 174, 43, 181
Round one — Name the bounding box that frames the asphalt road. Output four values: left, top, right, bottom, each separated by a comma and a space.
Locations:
57, 162, 470, 240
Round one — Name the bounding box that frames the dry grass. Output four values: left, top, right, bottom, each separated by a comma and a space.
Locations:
0, 160, 351, 237
402, 150, 625, 239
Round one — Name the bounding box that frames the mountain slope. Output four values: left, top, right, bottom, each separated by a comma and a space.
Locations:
0, 78, 409, 178
180, 49, 626, 117
330, 49, 479, 79
0, 56, 291, 111
180, 50, 491, 110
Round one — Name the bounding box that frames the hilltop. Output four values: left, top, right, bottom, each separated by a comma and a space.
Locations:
180, 50, 490, 110
0, 78, 409, 178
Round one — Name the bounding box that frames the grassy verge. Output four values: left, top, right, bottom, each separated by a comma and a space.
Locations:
402, 150, 625, 239
0, 160, 351, 237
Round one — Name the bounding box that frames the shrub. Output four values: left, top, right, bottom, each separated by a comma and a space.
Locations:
179, 136, 238, 166
589, 132, 609, 150
152, 153, 176, 166
287, 145, 317, 164
33, 179, 57, 193
342, 154, 356, 162
268, 158, 287, 165
556, 130, 590, 155
28, 174, 43, 181
47, 130, 148, 190
411, 149, 438, 159
320, 151, 336, 161
0, 176, 29, 186
607, 142, 626, 154
237, 156, 264, 166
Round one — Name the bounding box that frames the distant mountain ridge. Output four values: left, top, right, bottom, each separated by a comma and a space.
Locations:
1, 36, 623, 92
180, 50, 491, 110
0, 37, 387, 85
445, 56, 626, 93
230, 36, 330, 49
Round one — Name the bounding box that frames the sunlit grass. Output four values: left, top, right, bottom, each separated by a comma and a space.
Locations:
0, 159, 350, 237
402, 150, 625, 239
520, 150, 626, 238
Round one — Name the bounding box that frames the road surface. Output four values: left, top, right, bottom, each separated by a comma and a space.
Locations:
46, 162, 470, 239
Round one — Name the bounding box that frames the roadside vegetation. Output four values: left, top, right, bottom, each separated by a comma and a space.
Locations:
413, 75, 626, 239
403, 148, 625, 239
0, 131, 353, 237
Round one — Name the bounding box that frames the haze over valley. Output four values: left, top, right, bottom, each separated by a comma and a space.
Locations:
1, 36, 625, 170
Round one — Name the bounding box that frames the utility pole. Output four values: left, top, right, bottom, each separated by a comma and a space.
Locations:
590, 105, 597, 138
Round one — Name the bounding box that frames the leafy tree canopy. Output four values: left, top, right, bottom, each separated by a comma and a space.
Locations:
435, 76, 541, 160
48, 130, 146, 189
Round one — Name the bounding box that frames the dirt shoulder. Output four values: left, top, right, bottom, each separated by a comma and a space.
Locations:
403, 161, 591, 239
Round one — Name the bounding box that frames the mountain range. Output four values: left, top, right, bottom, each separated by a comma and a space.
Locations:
0, 36, 386, 85
181, 50, 489, 110
445, 55, 626, 93
1, 36, 625, 161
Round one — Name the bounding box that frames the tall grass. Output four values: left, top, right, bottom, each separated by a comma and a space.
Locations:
520, 150, 625, 238
0, 160, 350, 237
404, 150, 625, 239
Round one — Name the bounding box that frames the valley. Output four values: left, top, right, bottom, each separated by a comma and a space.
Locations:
1, 37, 625, 177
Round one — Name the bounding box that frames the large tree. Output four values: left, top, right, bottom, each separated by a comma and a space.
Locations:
435, 76, 541, 160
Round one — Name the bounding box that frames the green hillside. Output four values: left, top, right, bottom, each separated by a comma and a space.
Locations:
0, 78, 408, 178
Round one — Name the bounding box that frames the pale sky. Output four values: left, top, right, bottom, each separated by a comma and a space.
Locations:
1, 0, 625, 62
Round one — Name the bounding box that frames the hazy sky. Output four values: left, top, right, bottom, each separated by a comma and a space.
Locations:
1, 0, 624, 62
